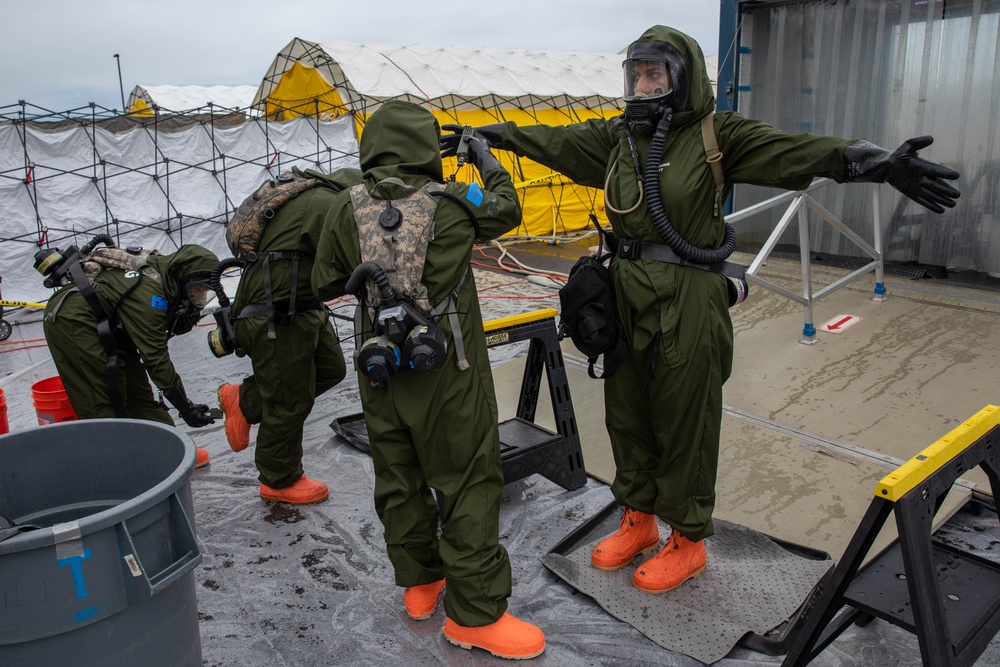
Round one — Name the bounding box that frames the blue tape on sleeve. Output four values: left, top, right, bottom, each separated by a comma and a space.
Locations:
466, 183, 484, 207
151, 295, 168, 311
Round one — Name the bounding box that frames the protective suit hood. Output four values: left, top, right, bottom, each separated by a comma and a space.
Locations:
631, 25, 716, 130
360, 100, 443, 199
148, 244, 220, 298
305, 167, 364, 193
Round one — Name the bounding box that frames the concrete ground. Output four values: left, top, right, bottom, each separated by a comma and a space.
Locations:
2, 239, 1000, 665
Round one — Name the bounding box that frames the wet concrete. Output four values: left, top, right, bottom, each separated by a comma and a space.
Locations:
2, 252, 1000, 665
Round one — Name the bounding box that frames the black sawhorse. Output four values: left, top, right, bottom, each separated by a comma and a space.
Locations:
331, 308, 586, 491
483, 307, 586, 490
782, 405, 1000, 667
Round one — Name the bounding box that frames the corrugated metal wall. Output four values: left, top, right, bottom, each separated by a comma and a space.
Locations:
730, 0, 1000, 274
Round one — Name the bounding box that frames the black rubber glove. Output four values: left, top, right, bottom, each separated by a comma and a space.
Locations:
440, 123, 506, 156
164, 382, 215, 428
466, 135, 504, 176
844, 136, 961, 214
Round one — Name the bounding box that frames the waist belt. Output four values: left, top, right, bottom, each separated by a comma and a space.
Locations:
235, 298, 323, 327
605, 234, 745, 280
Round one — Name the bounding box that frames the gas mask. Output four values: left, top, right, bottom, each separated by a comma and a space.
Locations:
205, 258, 246, 358
346, 262, 448, 390
168, 272, 213, 337
622, 41, 688, 135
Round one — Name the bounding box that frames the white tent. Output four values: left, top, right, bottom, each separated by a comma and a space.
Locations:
128, 85, 260, 116
253, 38, 623, 117
252, 38, 625, 237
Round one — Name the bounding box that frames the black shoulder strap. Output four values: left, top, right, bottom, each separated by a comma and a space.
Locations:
67, 261, 127, 417
429, 189, 482, 241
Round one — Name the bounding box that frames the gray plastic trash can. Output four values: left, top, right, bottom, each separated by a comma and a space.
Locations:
0, 419, 203, 666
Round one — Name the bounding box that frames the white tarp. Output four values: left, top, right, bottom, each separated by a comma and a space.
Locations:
319, 40, 623, 98
129, 85, 260, 113
254, 38, 624, 111
0, 114, 358, 303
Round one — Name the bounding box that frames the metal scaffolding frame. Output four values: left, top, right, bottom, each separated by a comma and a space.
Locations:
728, 178, 886, 344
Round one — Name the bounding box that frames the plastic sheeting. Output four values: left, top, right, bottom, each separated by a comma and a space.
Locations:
732, 0, 1000, 276
128, 85, 260, 116
0, 114, 359, 304
3, 271, 1000, 665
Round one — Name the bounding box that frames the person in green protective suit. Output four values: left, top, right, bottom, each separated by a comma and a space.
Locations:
216, 168, 362, 505
43, 243, 221, 467
311, 100, 545, 660
442, 25, 961, 594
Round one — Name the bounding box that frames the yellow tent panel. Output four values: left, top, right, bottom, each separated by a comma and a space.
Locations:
252, 38, 624, 237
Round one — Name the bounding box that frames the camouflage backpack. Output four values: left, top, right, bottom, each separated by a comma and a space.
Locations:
349, 178, 444, 315
81, 247, 162, 284
226, 167, 318, 261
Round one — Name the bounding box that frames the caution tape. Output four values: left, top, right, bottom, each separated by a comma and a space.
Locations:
0, 300, 46, 309
513, 172, 567, 189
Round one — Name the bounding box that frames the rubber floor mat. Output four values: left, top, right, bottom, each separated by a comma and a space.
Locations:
542, 501, 833, 663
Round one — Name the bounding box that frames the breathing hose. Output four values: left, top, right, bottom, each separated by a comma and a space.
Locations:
209, 258, 242, 308
344, 262, 398, 308
644, 111, 737, 265
80, 234, 116, 255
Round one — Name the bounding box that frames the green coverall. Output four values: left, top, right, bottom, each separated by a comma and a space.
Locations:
312, 101, 522, 627
231, 169, 361, 489
43, 244, 219, 423
494, 26, 854, 541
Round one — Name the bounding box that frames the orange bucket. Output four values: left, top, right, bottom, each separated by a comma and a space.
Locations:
30, 376, 78, 425
0, 388, 8, 435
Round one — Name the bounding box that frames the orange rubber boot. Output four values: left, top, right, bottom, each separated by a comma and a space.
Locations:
259, 476, 329, 504
590, 507, 660, 570
632, 531, 707, 594
404, 579, 445, 620
443, 612, 545, 660
217, 384, 250, 452
195, 448, 210, 468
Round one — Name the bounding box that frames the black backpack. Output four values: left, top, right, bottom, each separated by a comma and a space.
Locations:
558, 252, 625, 379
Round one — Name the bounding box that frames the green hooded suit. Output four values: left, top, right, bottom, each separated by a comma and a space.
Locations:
494, 26, 854, 541
43, 244, 219, 423
312, 100, 522, 626
232, 168, 362, 489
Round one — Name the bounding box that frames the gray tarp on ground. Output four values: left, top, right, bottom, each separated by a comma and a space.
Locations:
2, 270, 1000, 666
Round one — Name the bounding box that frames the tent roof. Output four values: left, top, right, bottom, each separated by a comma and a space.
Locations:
254, 38, 625, 110
129, 84, 259, 113
319, 40, 623, 98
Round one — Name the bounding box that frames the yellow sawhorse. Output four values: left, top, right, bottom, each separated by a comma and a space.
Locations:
782, 405, 1000, 666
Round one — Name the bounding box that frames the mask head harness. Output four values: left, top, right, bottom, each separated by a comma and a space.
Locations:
622, 41, 688, 136
344, 261, 447, 390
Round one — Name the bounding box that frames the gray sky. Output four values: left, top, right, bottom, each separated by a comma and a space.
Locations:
0, 0, 721, 113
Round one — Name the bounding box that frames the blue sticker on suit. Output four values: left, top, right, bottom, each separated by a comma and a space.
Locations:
466, 183, 484, 207
151, 295, 168, 311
